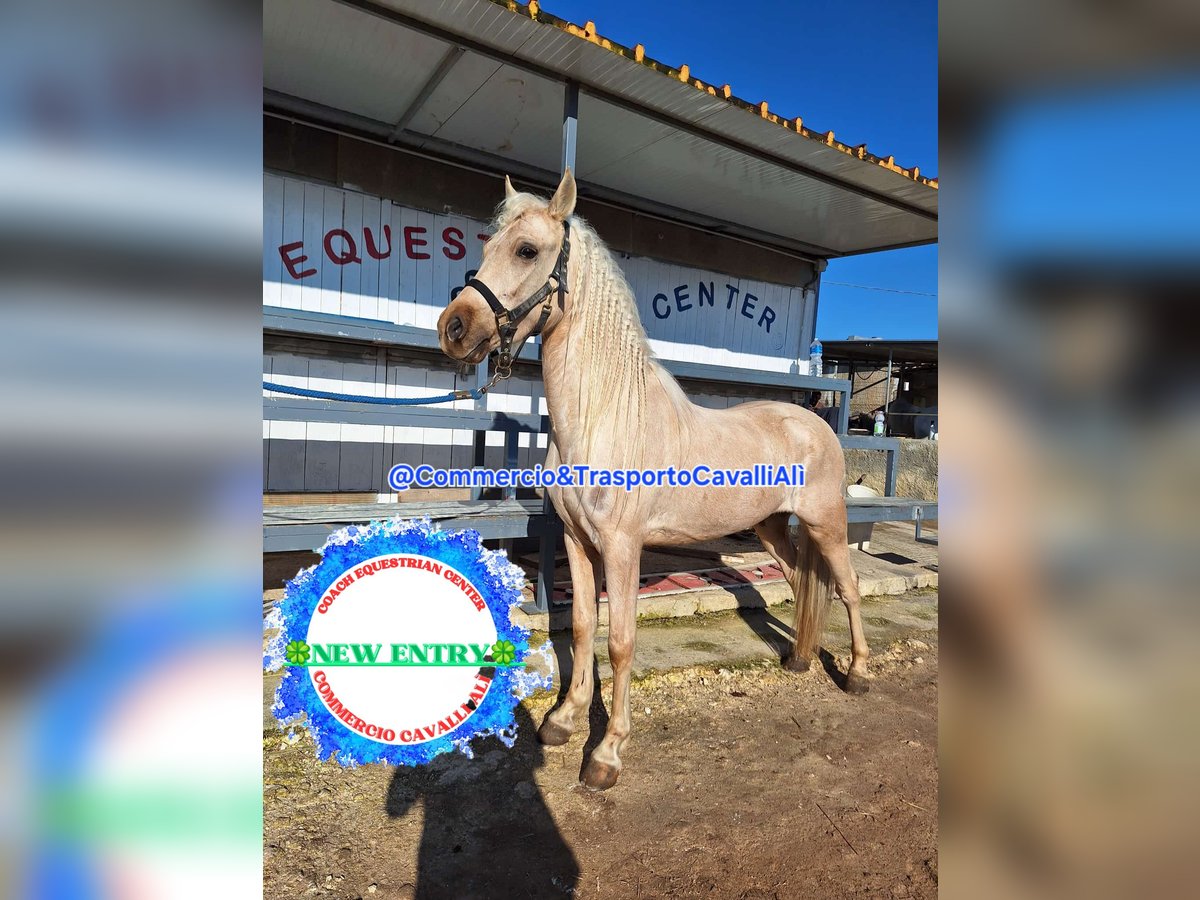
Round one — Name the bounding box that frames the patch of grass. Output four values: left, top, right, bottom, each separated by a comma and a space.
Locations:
646, 608, 724, 627
631, 656, 781, 688
864, 616, 892, 627
682, 640, 722, 653
905, 586, 940, 598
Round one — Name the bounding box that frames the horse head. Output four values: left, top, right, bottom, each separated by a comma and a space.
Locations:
437, 169, 576, 368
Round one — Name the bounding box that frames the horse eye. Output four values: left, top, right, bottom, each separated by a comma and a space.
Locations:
517, 245, 538, 260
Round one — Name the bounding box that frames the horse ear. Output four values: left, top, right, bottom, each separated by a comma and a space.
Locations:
547, 167, 576, 220
504, 175, 518, 202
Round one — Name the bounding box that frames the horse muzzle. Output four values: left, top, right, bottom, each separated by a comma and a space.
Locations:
437, 299, 496, 364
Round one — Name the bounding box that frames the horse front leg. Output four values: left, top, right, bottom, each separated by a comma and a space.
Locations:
539, 525, 601, 745
582, 538, 641, 790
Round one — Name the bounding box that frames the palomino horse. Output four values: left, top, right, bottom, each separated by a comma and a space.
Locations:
438, 170, 869, 790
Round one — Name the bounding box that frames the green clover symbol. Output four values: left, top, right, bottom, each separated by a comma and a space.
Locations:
490, 640, 517, 666
285, 640, 311, 666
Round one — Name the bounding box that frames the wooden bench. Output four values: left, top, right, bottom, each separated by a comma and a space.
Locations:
264, 498, 555, 552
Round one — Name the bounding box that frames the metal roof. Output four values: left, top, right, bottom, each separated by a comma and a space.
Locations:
264, 0, 938, 257
821, 339, 938, 366
497, 0, 937, 190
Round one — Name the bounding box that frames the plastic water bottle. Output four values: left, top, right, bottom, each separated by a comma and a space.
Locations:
873, 411, 885, 436
808, 339, 823, 378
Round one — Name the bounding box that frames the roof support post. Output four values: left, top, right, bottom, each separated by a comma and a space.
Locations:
561, 80, 579, 173
883, 348, 894, 434
837, 377, 851, 435
530, 79, 579, 615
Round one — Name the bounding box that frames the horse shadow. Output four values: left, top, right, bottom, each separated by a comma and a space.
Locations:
384, 704, 580, 899
732, 590, 850, 690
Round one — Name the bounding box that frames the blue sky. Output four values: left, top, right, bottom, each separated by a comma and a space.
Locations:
544, 0, 938, 340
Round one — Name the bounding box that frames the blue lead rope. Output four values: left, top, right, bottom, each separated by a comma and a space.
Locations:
263, 381, 483, 405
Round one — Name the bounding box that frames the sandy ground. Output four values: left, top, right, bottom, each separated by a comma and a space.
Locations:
264, 597, 937, 900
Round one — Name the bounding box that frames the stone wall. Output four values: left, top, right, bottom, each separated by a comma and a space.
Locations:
843, 437, 938, 501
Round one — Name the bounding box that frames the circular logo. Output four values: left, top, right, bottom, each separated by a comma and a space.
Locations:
265, 519, 551, 766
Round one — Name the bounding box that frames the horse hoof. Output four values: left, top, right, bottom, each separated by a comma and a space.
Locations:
782, 653, 811, 673
581, 760, 620, 791
845, 672, 870, 695
537, 718, 573, 746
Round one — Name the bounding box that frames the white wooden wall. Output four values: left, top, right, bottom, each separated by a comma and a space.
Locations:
264, 174, 810, 372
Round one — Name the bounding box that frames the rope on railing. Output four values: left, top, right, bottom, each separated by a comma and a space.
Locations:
263, 381, 481, 405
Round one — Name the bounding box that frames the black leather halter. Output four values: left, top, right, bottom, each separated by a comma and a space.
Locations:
465, 220, 570, 388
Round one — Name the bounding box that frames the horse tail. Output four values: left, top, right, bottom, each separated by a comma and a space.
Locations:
789, 522, 835, 660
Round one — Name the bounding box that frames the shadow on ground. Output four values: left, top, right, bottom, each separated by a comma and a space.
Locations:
384, 705, 579, 899
733, 594, 794, 662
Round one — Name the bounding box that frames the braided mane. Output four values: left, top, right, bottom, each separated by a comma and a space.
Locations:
494, 194, 657, 465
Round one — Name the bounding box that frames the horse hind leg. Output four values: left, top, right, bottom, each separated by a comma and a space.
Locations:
753, 514, 811, 673
786, 517, 839, 676
798, 509, 871, 695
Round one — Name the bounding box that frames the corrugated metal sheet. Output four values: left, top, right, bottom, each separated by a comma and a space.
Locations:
375, 0, 937, 192
414, 62, 564, 171
263, 0, 937, 256
574, 103, 925, 253
265, 0, 455, 124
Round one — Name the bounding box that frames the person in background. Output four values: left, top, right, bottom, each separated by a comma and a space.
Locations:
797, 390, 837, 430
797, 390, 825, 411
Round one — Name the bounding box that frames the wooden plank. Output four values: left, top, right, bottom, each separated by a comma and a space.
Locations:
265, 492, 385, 507
846, 496, 927, 507
300, 181, 326, 313
320, 187, 343, 315
422, 367, 457, 469
280, 177, 306, 312
413, 207, 437, 331
263, 498, 543, 524
263, 174, 284, 307
394, 202, 415, 326
430, 211, 451, 333
341, 190, 363, 320
303, 355, 342, 492
264, 511, 546, 551
266, 433, 306, 492
263, 307, 443, 350
361, 194, 384, 321
338, 351, 382, 491
845, 498, 937, 524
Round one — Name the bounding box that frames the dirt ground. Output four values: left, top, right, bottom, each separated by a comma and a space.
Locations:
264, 605, 938, 900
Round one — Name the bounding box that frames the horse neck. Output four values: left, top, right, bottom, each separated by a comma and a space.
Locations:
539, 240, 664, 464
